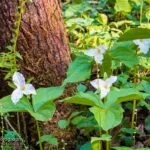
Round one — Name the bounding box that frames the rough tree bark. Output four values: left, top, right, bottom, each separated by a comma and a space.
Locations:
0, 0, 76, 149
0, 0, 71, 87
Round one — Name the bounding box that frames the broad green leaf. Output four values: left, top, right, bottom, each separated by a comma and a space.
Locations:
90, 104, 124, 131
66, 18, 93, 27
64, 2, 91, 18
118, 28, 150, 42
64, 55, 92, 84
32, 86, 64, 111
98, 13, 108, 25
0, 96, 33, 113
112, 147, 133, 150
137, 80, 150, 94
80, 142, 92, 150
114, 0, 131, 13
91, 134, 112, 143
106, 88, 146, 107
91, 140, 101, 150
37, 134, 58, 146
62, 92, 103, 107
0, 95, 55, 121
30, 102, 56, 121
77, 84, 87, 92
68, 111, 84, 121
101, 51, 112, 76
120, 128, 138, 134
76, 116, 98, 129
111, 41, 139, 67
58, 120, 69, 129
71, 115, 86, 125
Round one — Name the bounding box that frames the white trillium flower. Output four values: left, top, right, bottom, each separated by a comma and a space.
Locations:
133, 39, 150, 54
84, 45, 107, 64
90, 76, 117, 99
11, 72, 36, 104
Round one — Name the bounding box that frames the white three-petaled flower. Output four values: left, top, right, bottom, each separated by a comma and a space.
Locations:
133, 39, 150, 54
84, 45, 107, 64
11, 72, 36, 104
90, 76, 117, 99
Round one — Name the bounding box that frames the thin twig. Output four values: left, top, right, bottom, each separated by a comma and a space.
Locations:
4, 116, 28, 150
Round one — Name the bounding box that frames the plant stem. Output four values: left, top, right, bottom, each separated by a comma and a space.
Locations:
106, 131, 110, 150
21, 112, 29, 147
131, 99, 137, 146
140, 0, 143, 25
36, 120, 43, 150
4, 116, 27, 149
131, 100, 136, 129
17, 112, 21, 134
1, 110, 4, 150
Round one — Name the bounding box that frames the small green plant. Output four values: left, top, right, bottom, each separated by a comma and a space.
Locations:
0, 0, 150, 149
0, 0, 29, 80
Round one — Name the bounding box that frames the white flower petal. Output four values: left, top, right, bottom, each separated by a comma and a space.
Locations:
11, 89, 23, 104
13, 72, 25, 88
139, 44, 149, 54
84, 48, 97, 57
143, 39, 150, 45
97, 45, 107, 54
133, 39, 150, 54
94, 55, 104, 64
23, 84, 36, 95
106, 76, 117, 86
133, 39, 142, 46
90, 79, 105, 90
100, 87, 110, 99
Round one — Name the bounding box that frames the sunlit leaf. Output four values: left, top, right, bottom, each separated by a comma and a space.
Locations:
90, 104, 124, 131
62, 92, 103, 107
118, 28, 150, 42
32, 86, 64, 111
64, 55, 92, 84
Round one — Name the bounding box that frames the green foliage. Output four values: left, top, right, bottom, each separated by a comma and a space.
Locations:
91, 134, 112, 142
37, 134, 58, 146
0, 0, 29, 79
0, 95, 55, 121
101, 51, 112, 76
0, 96, 32, 113
91, 140, 101, 150
118, 28, 150, 42
62, 92, 103, 107
4, 130, 18, 139
64, 54, 92, 84
1, 0, 150, 149
77, 84, 87, 92
106, 88, 146, 106
80, 142, 92, 150
111, 41, 139, 67
114, 0, 131, 13
32, 86, 65, 111
58, 120, 69, 129
90, 104, 124, 131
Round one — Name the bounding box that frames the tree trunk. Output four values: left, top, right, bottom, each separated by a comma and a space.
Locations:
0, 0, 71, 87
0, 0, 76, 149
